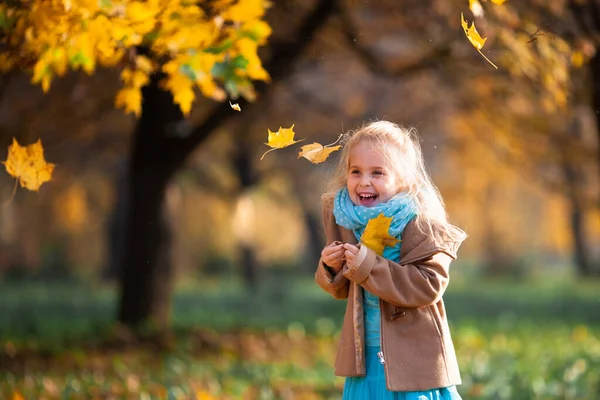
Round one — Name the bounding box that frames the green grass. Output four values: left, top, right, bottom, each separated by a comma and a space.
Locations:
1, 275, 600, 399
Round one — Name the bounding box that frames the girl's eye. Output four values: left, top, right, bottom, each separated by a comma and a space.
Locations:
350, 169, 360, 175
373, 170, 383, 176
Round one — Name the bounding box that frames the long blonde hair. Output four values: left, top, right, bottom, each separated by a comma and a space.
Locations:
324, 120, 466, 241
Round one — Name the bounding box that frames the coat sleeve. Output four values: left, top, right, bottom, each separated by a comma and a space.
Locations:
341, 221, 464, 308
314, 196, 350, 300
342, 247, 451, 308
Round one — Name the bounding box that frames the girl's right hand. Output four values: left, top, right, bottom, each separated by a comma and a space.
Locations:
321, 241, 345, 273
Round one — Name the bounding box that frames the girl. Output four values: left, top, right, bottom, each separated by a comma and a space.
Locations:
315, 121, 466, 399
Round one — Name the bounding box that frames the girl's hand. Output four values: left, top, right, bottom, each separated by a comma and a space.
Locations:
321, 241, 345, 272
343, 243, 360, 269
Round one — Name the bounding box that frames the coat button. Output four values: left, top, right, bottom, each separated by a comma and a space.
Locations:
390, 311, 406, 320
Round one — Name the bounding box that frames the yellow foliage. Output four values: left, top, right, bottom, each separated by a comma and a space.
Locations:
0, 0, 272, 116
2, 138, 55, 191
162, 72, 195, 116
360, 214, 400, 256
115, 87, 143, 117
261, 125, 303, 160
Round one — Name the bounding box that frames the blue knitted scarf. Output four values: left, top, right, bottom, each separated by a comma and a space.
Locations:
332, 187, 417, 262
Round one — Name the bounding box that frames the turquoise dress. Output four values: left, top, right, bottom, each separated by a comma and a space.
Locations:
342, 289, 463, 400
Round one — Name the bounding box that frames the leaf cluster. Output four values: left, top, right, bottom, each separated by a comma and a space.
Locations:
0, 0, 272, 116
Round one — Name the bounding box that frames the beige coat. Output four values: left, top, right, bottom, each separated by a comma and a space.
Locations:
315, 197, 465, 392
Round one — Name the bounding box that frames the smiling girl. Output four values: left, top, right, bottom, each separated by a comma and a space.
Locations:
315, 121, 467, 399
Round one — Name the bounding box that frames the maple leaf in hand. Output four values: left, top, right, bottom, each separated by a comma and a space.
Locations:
360, 213, 400, 256
260, 124, 303, 160
3, 138, 55, 191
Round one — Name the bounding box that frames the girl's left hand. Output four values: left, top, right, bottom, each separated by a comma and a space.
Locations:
343, 243, 359, 269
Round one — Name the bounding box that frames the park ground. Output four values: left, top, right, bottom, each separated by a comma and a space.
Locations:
1, 273, 599, 400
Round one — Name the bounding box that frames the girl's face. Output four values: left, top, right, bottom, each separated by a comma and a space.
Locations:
346, 140, 400, 207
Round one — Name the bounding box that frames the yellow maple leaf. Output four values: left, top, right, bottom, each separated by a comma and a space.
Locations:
229, 101, 241, 111
490, 0, 506, 4
3, 138, 55, 192
260, 124, 303, 160
360, 213, 400, 256
461, 12, 497, 69
298, 134, 343, 164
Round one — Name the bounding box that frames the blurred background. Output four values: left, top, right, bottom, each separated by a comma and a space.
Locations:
1, 1, 600, 399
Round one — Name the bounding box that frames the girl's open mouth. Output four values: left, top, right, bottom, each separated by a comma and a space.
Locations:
358, 193, 378, 206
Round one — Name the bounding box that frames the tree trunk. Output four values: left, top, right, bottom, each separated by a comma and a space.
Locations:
588, 51, 600, 210
115, 0, 337, 329
117, 73, 183, 329
562, 117, 595, 277
232, 139, 260, 290
104, 159, 128, 281
569, 0, 600, 209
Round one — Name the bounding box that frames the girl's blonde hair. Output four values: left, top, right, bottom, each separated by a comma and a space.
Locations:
324, 120, 466, 241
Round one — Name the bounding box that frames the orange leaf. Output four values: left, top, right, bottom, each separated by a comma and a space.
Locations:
360, 213, 400, 256
3, 138, 55, 191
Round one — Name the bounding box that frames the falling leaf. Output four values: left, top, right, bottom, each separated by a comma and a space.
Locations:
469, 0, 484, 18
3, 138, 55, 191
490, 0, 506, 4
229, 101, 241, 111
298, 143, 341, 164
260, 124, 303, 160
360, 213, 400, 256
461, 12, 498, 69
298, 134, 343, 164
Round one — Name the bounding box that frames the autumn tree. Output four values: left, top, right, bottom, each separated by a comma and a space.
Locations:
463, 0, 600, 276
0, 0, 340, 330
0, 0, 274, 329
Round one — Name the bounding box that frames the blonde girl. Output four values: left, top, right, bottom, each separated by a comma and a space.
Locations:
315, 120, 466, 399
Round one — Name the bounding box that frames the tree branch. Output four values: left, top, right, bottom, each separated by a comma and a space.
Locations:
170, 0, 337, 160
336, 3, 453, 78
